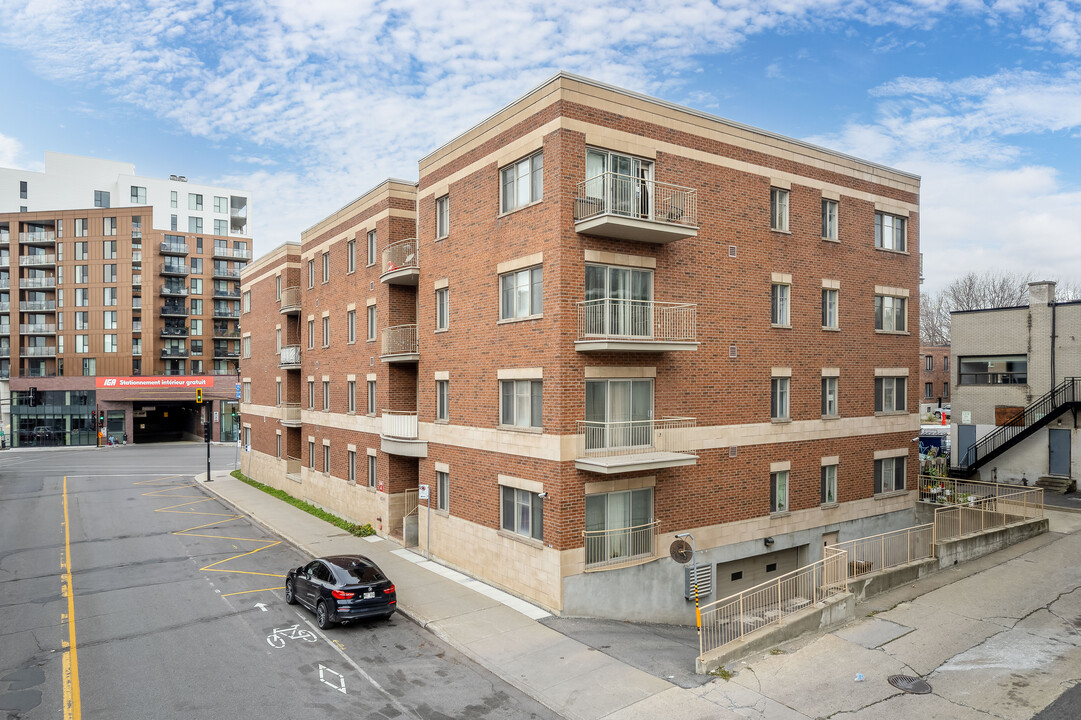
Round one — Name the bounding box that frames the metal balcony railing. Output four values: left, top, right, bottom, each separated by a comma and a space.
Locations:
19, 255, 56, 266
576, 417, 696, 459
381, 324, 418, 357
381, 410, 418, 440
280, 286, 301, 313
19, 301, 55, 311
21, 346, 57, 357
382, 239, 419, 275
19, 277, 55, 289
213, 306, 240, 318
160, 242, 189, 255
160, 327, 189, 338
20, 324, 56, 334
19, 232, 56, 243
574, 172, 698, 227
161, 348, 189, 358
160, 285, 189, 296
279, 345, 301, 368
583, 521, 659, 571
160, 305, 190, 316
213, 327, 241, 338
577, 299, 697, 343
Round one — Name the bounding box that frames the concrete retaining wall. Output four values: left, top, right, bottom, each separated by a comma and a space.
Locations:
936, 518, 1049, 568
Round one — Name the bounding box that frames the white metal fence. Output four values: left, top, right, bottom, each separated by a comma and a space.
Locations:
576, 417, 695, 458
382, 324, 418, 356
933, 488, 1044, 543
577, 299, 696, 343
575, 172, 698, 227
381, 410, 418, 440
832, 525, 934, 578
383, 239, 418, 275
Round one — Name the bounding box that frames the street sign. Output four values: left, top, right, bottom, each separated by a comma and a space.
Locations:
213, 411, 219, 422
418, 484, 430, 500
236, 388, 241, 399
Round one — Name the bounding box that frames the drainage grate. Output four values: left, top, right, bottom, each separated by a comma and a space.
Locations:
887, 675, 932, 694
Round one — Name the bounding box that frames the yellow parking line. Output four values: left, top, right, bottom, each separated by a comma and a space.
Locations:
221, 586, 286, 597
61, 476, 81, 720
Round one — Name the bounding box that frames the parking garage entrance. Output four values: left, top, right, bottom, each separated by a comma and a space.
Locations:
131, 401, 204, 443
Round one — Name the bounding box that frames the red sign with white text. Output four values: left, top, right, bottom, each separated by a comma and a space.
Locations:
95, 376, 217, 389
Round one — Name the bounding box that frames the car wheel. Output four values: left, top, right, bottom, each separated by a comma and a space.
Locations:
284, 579, 297, 605
316, 601, 333, 629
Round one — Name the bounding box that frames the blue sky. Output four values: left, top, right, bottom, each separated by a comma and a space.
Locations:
1, 0, 1080, 292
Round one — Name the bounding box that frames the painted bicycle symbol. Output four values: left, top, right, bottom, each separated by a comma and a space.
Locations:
267, 624, 318, 649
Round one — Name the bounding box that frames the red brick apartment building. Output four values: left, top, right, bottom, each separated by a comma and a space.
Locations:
920, 344, 950, 413
239, 73, 921, 621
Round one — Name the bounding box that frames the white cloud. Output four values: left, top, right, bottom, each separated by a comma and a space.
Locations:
0, 132, 23, 168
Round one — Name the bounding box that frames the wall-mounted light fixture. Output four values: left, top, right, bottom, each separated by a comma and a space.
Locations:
764, 536, 775, 547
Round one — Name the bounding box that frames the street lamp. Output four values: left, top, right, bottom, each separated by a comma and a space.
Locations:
233, 359, 241, 471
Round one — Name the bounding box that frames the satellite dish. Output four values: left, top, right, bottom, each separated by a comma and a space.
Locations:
669, 538, 692, 564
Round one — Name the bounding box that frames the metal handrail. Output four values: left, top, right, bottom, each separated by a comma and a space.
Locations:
381, 325, 418, 356
381, 410, 418, 439
574, 172, 698, 227
582, 520, 659, 570
576, 417, 696, 458
382, 239, 419, 275
933, 488, 1044, 543
577, 298, 696, 343
280, 286, 301, 311
831, 525, 934, 579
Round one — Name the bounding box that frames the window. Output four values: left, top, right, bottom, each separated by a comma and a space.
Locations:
874, 457, 906, 494
170, 215, 178, 232
366, 230, 376, 266
770, 188, 789, 232
584, 379, 652, 450
103, 265, 117, 283
75, 266, 89, 284
367, 381, 376, 415
368, 455, 376, 488
821, 465, 838, 505
437, 471, 449, 512
822, 199, 838, 240
347, 310, 356, 343
821, 288, 838, 329
74, 219, 88, 238
104, 334, 117, 353
75, 312, 89, 330
584, 488, 651, 564
75, 288, 89, 307
322, 381, 330, 411
308, 381, 315, 409
190, 340, 202, 356
771, 377, 790, 420
307, 260, 314, 288
190, 258, 202, 275
276, 380, 282, 406
436, 195, 449, 239
943, 356, 949, 372
191, 319, 202, 336
242, 291, 251, 313
322, 252, 329, 283
82, 358, 96, 375
367, 305, 376, 341
435, 288, 449, 331
925, 355, 934, 371
500, 379, 542, 428
307, 319, 315, 349
94, 190, 110, 208
501, 486, 543, 541
103, 217, 117, 236
188, 217, 203, 234
74, 241, 88, 260
277, 434, 282, 459
943, 381, 949, 397
958, 355, 1027, 385
322, 316, 329, 347
771, 283, 790, 326
436, 380, 449, 422
347, 240, 356, 273
875, 212, 907, 252
500, 151, 543, 213
75, 335, 89, 353
770, 471, 789, 513
214, 196, 227, 214
214, 219, 228, 236
275, 276, 281, 300
19, 181, 27, 199
103, 311, 117, 330
875, 295, 907, 332
190, 298, 201, 314
242, 336, 251, 358
925, 382, 934, 399
499, 266, 543, 320
104, 240, 117, 259
189, 193, 203, 211
821, 377, 838, 417
347, 381, 356, 413
348, 451, 356, 484
242, 381, 251, 403
584, 264, 653, 337
875, 377, 907, 413
170, 191, 178, 208
309, 441, 315, 469
104, 287, 117, 306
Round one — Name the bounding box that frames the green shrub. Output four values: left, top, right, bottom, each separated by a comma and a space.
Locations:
230, 469, 374, 537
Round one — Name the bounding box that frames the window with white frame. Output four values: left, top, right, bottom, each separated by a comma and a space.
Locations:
368, 454, 376, 488
367, 380, 376, 415
771, 470, 789, 513
435, 288, 449, 331
275, 276, 281, 300
307, 259, 314, 288
348, 450, 356, 484
821, 288, 838, 329
436, 380, 449, 422
875, 212, 907, 251
925, 355, 934, 371
821, 464, 838, 504
436, 195, 449, 239
771, 283, 790, 326
584, 264, 653, 337
500, 379, 542, 428
242, 336, 251, 358
104, 334, 118, 353
874, 456, 906, 494
821, 199, 838, 240
501, 485, 543, 541
131, 186, 146, 204
74, 218, 88, 237
347, 310, 356, 343
367, 230, 376, 266
770, 188, 789, 232
875, 295, 907, 332
321, 252, 329, 283
322, 316, 329, 347
584, 487, 651, 564
308, 380, 315, 409
437, 470, 448, 511
243, 291, 251, 313
242, 382, 251, 403
500, 151, 543, 213
322, 380, 330, 411
875, 376, 907, 413
499, 266, 542, 320
584, 378, 652, 450
821, 376, 838, 417
103, 217, 117, 236
307, 319, 315, 349
189, 193, 203, 211
367, 305, 376, 341
771, 377, 790, 420
346, 240, 355, 273
347, 381, 356, 413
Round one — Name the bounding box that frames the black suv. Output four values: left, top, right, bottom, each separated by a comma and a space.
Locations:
285, 555, 396, 628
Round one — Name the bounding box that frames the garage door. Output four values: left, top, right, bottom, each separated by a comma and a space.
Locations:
715, 547, 801, 598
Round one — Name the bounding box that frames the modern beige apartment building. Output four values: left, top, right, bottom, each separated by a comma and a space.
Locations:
240, 73, 921, 622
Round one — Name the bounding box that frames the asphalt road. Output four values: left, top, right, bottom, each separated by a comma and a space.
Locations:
0, 444, 557, 720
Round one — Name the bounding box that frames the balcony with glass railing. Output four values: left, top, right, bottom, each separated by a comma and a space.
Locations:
279, 286, 301, 314
161, 347, 189, 358
212, 266, 241, 280
160, 326, 189, 338
19, 255, 56, 267
0, 277, 8, 291
20, 346, 57, 357
160, 305, 190, 317
19, 300, 55, 312
381, 324, 419, 362
212, 305, 240, 319
575, 299, 698, 352
160, 241, 189, 255
212, 287, 241, 299
574, 173, 699, 244
19, 277, 56, 289
19, 231, 56, 245
575, 417, 697, 474
212, 245, 252, 260
279, 344, 301, 369
213, 346, 240, 359
20, 323, 56, 335
160, 283, 189, 297
213, 325, 241, 338
380, 410, 427, 457
380, 239, 419, 285
159, 262, 190, 276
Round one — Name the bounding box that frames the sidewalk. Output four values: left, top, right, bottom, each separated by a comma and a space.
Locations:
198, 470, 1081, 720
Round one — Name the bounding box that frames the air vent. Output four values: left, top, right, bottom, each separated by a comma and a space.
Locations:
684, 563, 713, 599
729, 446, 738, 458
370, 357, 374, 366
370, 281, 374, 291
728, 245, 737, 257
169, 174, 178, 181
729, 344, 738, 358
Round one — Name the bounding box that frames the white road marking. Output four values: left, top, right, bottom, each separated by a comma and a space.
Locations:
318, 664, 347, 694
254, 602, 268, 612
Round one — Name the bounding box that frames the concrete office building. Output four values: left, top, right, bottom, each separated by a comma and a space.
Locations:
239, 73, 921, 622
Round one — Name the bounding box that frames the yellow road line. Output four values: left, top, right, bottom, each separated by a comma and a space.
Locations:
61, 476, 81, 720
221, 586, 286, 597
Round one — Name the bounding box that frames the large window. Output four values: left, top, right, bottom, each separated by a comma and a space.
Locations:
771, 377, 790, 420
822, 288, 838, 329
584, 487, 652, 565
821, 377, 838, 417
821, 199, 838, 240
874, 457, 906, 494
500, 151, 543, 213
584, 379, 652, 450
875, 212, 907, 251
499, 266, 542, 320
771, 283, 790, 326
771, 471, 789, 513
958, 355, 1027, 385
583, 148, 653, 219
821, 465, 838, 505
500, 379, 541, 428
501, 486, 543, 541
583, 264, 652, 337
770, 188, 789, 232
436, 195, 449, 239
875, 377, 907, 412
874, 295, 907, 332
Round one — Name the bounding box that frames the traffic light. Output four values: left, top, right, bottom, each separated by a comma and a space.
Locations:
98, 410, 105, 428
196, 388, 203, 404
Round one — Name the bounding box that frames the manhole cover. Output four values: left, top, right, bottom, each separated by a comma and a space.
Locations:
887, 674, 932, 694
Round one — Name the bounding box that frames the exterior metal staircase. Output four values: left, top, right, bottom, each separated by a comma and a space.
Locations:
953, 377, 1081, 477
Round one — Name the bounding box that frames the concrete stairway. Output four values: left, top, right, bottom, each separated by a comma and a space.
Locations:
1037, 475, 1076, 494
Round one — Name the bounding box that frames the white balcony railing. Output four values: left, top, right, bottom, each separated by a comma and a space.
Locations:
280, 286, 301, 312
381, 410, 418, 440
20, 324, 56, 334
279, 345, 301, 367
21, 346, 57, 357
19, 255, 56, 266
574, 172, 698, 227
576, 417, 696, 459
382, 239, 418, 275
583, 520, 660, 571
280, 403, 302, 426
577, 299, 696, 343
19, 277, 56, 289
381, 324, 418, 357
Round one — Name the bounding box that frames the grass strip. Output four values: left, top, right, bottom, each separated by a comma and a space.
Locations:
230, 469, 375, 537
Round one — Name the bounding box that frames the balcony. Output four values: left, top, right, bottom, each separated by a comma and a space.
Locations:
132, 298, 142, 311
19, 323, 56, 335
213, 347, 240, 359
380, 239, 419, 285
159, 263, 189, 277
161, 347, 189, 358
584, 521, 661, 571
280, 403, 302, 428
574, 173, 699, 244
160, 326, 189, 338
279, 344, 301, 369
575, 417, 698, 474
133, 321, 142, 333
0, 347, 8, 358
19, 255, 55, 267
160, 284, 189, 297
212, 288, 241, 299
0, 303, 8, 313
132, 251, 142, 265
279, 286, 301, 314
160, 242, 189, 255
212, 305, 240, 319
380, 410, 427, 458
21, 346, 57, 357
19, 301, 55, 312
0, 326, 8, 335
285, 455, 301, 481
0, 231, 8, 245
160, 305, 190, 317
575, 299, 698, 352
212, 245, 252, 260
213, 326, 240, 338
381, 324, 419, 363
19, 277, 55, 289
19, 232, 56, 245
132, 275, 142, 290
212, 266, 241, 280
0, 278, 7, 290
